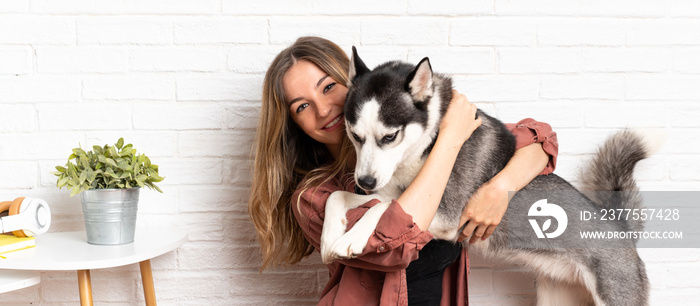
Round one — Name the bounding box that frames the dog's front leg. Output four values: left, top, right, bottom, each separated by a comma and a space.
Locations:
329, 201, 391, 260
321, 191, 377, 264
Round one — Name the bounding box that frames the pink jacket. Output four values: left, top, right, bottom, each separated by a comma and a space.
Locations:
292, 118, 558, 305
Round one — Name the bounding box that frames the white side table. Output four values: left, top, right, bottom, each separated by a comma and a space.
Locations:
0, 228, 187, 306
0, 270, 40, 294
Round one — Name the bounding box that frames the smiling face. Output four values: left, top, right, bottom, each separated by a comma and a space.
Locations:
283, 60, 349, 157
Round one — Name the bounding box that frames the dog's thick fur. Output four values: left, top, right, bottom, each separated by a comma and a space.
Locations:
320, 47, 650, 305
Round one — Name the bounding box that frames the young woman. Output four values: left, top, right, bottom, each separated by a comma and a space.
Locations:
249, 36, 558, 305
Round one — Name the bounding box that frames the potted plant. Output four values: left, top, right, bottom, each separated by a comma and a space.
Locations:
54, 138, 164, 245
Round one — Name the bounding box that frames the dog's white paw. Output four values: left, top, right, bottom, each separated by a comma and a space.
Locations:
321, 192, 390, 263
328, 222, 373, 260
321, 218, 347, 263
321, 194, 349, 264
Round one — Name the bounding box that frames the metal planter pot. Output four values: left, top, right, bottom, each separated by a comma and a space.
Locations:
80, 188, 139, 245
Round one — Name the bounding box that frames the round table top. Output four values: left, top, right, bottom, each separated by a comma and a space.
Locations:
0, 228, 187, 271
0, 270, 40, 294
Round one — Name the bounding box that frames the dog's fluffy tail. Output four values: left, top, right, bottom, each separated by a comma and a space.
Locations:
579, 129, 665, 232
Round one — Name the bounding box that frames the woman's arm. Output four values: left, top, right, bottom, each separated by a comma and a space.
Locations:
458, 119, 559, 243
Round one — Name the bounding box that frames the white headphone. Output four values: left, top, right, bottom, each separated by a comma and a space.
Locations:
0, 197, 51, 237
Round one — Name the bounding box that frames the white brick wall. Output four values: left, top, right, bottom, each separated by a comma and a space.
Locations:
1, 1, 699, 305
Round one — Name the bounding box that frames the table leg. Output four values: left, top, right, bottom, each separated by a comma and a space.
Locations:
77, 270, 93, 306
139, 259, 157, 306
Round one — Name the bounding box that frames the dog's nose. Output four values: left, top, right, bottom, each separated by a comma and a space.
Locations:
357, 176, 376, 191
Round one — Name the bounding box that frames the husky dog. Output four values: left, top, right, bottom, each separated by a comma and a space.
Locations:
320, 47, 652, 305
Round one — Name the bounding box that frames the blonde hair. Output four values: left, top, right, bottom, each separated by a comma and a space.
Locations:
249, 37, 355, 270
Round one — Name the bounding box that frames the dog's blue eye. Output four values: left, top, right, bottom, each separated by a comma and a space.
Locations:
323, 83, 335, 93
381, 131, 399, 144
295, 103, 308, 113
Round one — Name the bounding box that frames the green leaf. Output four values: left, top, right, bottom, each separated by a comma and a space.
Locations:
79, 154, 90, 169
72, 148, 87, 157
104, 168, 116, 178
86, 168, 96, 183
67, 163, 78, 178
57, 176, 69, 188
55, 166, 66, 172
69, 185, 81, 197
116, 138, 124, 149
78, 170, 88, 184
151, 173, 164, 182
121, 145, 133, 157
117, 160, 130, 170
105, 158, 118, 168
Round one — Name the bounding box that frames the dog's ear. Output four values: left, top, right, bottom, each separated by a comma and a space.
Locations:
405, 57, 433, 102
348, 46, 370, 88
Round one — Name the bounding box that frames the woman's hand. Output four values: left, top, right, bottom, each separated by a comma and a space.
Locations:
438, 90, 482, 146
457, 176, 513, 243
457, 142, 550, 243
